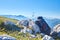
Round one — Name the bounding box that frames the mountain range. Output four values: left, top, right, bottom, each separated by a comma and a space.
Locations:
44, 18, 60, 28
0, 15, 60, 28
0, 15, 28, 20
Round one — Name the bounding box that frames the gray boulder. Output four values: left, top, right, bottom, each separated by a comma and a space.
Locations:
4, 20, 15, 26
4, 20, 20, 31
21, 27, 33, 34
0, 34, 16, 40
42, 35, 54, 40
17, 20, 29, 27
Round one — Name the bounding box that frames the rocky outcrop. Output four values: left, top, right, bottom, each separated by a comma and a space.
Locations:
53, 24, 60, 33
20, 19, 40, 35
50, 24, 60, 38
17, 16, 51, 35
35, 16, 51, 35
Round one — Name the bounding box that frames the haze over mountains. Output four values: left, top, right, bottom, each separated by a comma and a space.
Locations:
0, 15, 28, 20
0, 15, 60, 28
44, 18, 60, 28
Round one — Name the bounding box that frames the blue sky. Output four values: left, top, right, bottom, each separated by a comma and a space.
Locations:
0, 0, 60, 18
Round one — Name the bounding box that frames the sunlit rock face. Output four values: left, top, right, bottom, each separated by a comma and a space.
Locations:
28, 19, 40, 34
53, 24, 60, 33
50, 24, 60, 38
42, 35, 54, 40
